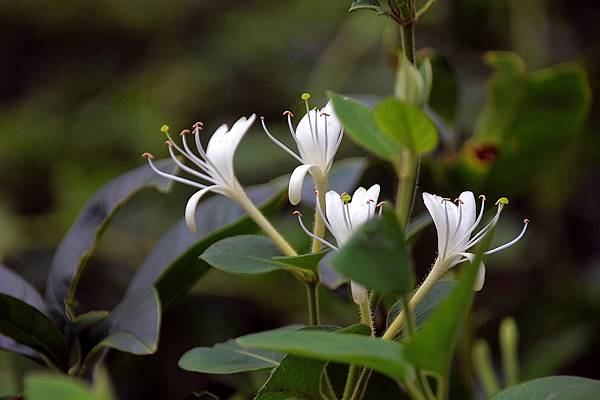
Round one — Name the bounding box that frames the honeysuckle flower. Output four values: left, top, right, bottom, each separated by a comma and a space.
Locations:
295, 185, 381, 304
423, 191, 529, 291
261, 93, 343, 205
142, 116, 255, 232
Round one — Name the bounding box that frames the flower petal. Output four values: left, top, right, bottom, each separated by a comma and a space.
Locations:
185, 186, 220, 232
423, 192, 446, 257
288, 164, 318, 205
326, 190, 350, 245
458, 252, 486, 291
350, 281, 367, 305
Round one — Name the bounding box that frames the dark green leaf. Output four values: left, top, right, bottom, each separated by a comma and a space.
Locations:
237, 329, 412, 382
0, 294, 68, 371
202, 235, 284, 274
23, 371, 113, 400
403, 231, 493, 374
373, 98, 439, 154
96, 287, 161, 355
328, 93, 400, 160
126, 183, 286, 305
330, 209, 415, 296
44, 159, 177, 327
272, 252, 328, 271
386, 280, 457, 335
420, 50, 459, 127
491, 376, 600, 400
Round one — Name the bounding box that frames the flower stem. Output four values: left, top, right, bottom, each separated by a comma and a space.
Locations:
342, 365, 361, 400
359, 300, 375, 336
305, 281, 320, 325
383, 259, 444, 340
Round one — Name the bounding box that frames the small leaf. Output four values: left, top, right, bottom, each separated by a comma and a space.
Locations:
373, 98, 439, 154
386, 280, 457, 335
491, 376, 600, 400
330, 209, 415, 296
272, 251, 328, 271
328, 93, 400, 160
202, 235, 285, 274
0, 294, 68, 371
44, 159, 177, 327
349, 0, 384, 13
237, 329, 413, 382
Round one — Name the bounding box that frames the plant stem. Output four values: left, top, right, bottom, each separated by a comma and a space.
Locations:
401, 22, 416, 64
305, 281, 320, 325
403, 378, 426, 400
351, 368, 373, 400
394, 149, 417, 231
359, 300, 375, 336
342, 365, 361, 400
322, 371, 339, 400
473, 339, 501, 397
311, 176, 328, 253
383, 259, 444, 340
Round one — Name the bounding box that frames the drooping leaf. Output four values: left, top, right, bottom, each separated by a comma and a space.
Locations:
126, 182, 285, 304
328, 93, 400, 160
237, 329, 413, 382
255, 324, 370, 400
386, 280, 457, 336
490, 376, 600, 400
0, 294, 68, 371
44, 159, 177, 326
0, 264, 50, 359
178, 326, 298, 374
373, 98, 439, 154
330, 209, 415, 296
403, 230, 494, 374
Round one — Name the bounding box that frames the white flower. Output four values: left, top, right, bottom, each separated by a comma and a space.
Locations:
295, 185, 381, 304
261, 94, 343, 205
142, 115, 256, 232
423, 191, 529, 291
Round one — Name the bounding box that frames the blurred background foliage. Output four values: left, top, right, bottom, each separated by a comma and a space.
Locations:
0, 0, 598, 399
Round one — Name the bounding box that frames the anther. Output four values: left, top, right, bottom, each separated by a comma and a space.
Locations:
283, 110, 294, 117
314, 190, 320, 196
160, 124, 170, 134
454, 198, 464, 204
441, 197, 451, 204
376, 201, 386, 208
180, 129, 191, 136
496, 197, 509, 206
192, 122, 204, 130
479, 194, 486, 200
293, 211, 303, 217
320, 112, 330, 117
141, 152, 154, 159
164, 140, 172, 146
523, 218, 530, 224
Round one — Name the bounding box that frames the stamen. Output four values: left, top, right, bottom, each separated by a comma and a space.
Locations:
450, 198, 464, 245
166, 141, 218, 184
160, 124, 170, 134
455, 194, 487, 246
343, 203, 354, 232
145, 156, 207, 190
301, 93, 315, 141
259, 116, 303, 163
191, 127, 229, 183
484, 219, 529, 255
192, 121, 204, 130
376, 201, 386, 216
141, 152, 154, 159
283, 110, 294, 118
322, 112, 329, 167
180, 129, 191, 136
314, 191, 335, 234
465, 200, 507, 249
367, 199, 375, 218
294, 211, 339, 251
176, 132, 213, 174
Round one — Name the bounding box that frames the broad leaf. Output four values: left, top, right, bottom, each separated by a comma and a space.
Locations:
330, 209, 414, 296
403, 231, 493, 374
373, 98, 439, 154
126, 182, 285, 304
237, 329, 413, 382
23, 371, 114, 400
386, 280, 457, 336
328, 93, 400, 160
0, 294, 68, 371
0, 264, 49, 359
491, 376, 600, 400
45, 159, 177, 326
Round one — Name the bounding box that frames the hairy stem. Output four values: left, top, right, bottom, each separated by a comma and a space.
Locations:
305, 281, 320, 325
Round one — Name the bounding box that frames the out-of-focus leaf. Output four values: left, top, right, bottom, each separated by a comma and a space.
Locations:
256, 324, 370, 400
0, 264, 49, 359
418, 49, 459, 127
403, 231, 493, 374
405, 211, 432, 243
349, 0, 383, 13
126, 182, 286, 305
328, 93, 400, 160
44, 159, 177, 326
23, 371, 114, 400
237, 329, 412, 382
201, 235, 325, 275
331, 209, 414, 296
0, 294, 68, 371
93, 287, 161, 356
386, 280, 457, 336
490, 376, 600, 400
373, 98, 439, 154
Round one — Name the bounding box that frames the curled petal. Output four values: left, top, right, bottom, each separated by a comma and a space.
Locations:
185, 186, 220, 232
288, 164, 318, 205
458, 252, 486, 291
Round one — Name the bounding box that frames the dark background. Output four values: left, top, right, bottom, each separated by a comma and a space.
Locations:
1, 1, 599, 398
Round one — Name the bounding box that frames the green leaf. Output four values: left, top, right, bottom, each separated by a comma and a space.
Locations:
328, 93, 400, 160
373, 98, 439, 154
349, 0, 384, 13
386, 280, 457, 335
126, 182, 286, 305
237, 329, 413, 382
44, 159, 177, 327
255, 324, 370, 400
491, 376, 600, 400
330, 209, 414, 296
23, 371, 114, 400
403, 231, 493, 374
272, 252, 328, 271
202, 235, 282, 274
0, 294, 68, 371
179, 326, 297, 374
422, 50, 459, 126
